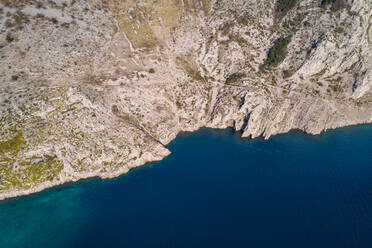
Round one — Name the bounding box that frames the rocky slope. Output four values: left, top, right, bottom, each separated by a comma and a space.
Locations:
0, 0, 371, 200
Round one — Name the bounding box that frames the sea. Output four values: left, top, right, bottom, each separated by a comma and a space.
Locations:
1, 125, 372, 248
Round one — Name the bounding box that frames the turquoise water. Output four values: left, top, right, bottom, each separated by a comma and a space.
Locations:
1, 125, 372, 247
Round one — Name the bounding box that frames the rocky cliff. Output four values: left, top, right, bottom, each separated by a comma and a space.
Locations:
0, 0, 371, 200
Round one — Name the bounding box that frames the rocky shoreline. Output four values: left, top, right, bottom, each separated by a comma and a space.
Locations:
1, 0, 371, 200
2, 120, 372, 201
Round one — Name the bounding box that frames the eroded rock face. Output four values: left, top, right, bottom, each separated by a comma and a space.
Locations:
0, 0, 371, 200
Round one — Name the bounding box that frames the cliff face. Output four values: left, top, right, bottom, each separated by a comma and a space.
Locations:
0, 0, 371, 200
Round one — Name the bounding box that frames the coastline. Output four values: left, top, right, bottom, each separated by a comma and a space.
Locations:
0, 149, 170, 201
2, 118, 372, 248
0, 0, 371, 204
1, 121, 371, 202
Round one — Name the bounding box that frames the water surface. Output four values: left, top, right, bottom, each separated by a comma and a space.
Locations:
1, 125, 372, 247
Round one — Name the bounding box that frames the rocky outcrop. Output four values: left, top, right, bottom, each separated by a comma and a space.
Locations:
0, 0, 371, 200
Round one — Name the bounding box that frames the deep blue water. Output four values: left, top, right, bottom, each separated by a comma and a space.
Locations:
1, 125, 372, 248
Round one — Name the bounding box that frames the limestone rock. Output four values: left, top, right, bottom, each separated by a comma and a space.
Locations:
0, 0, 371, 200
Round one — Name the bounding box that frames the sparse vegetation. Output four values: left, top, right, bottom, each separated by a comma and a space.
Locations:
321, 0, 332, 7
237, 14, 251, 26
321, 0, 348, 12
276, 0, 297, 18
175, 56, 204, 81
0, 0, 369, 199
283, 69, 293, 78
0, 132, 22, 156
176, 101, 182, 109
5, 34, 13, 43
225, 72, 245, 84
264, 36, 291, 67
335, 27, 344, 33
329, 84, 342, 92
234, 36, 247, 47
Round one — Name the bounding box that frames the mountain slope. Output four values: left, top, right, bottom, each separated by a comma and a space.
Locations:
0, 0, 371, 200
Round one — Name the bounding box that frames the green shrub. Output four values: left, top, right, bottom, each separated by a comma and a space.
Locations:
149, 68, 155, 73
225, 72, 245, 84
6, 34, 14, 42
237, 14, 251, 26
321, 0, 332, 7
321, 0, 347, 11
283, 69, 293, 78
335, 27, 344, 33
264, 36, 291, 67
11, 75, 18, 81
329, 84, 342, 92
276, 0, 297, 17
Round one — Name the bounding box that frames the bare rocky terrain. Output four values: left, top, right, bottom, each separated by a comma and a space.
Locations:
0, 0, 371, 200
